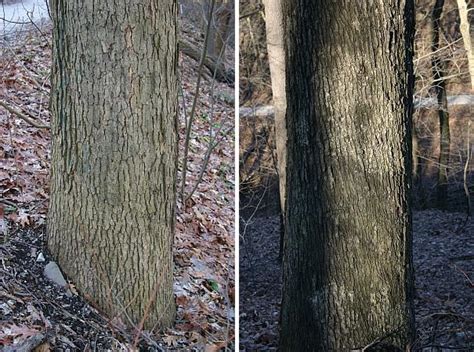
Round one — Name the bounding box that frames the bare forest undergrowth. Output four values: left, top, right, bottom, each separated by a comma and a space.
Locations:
0, 19, 235, 351
240, 207, 474, 351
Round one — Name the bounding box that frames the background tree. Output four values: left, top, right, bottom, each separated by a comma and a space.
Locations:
206, 0, 233, 61
48, 0, 177, 329
280, 0, 416, 350
239, 0, 269, 103
412, 0, 472, 211
456, 0, 474, 91
181, 0, 234, 83
432, 0, 451, 209
262, 0, 286, 258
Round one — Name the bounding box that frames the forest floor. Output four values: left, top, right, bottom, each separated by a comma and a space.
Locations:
0, 17, 235, 352
240, 207, 474, 351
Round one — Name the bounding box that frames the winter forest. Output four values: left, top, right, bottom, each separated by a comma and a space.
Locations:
0, 0, 473, 351
240, 0, 473, 351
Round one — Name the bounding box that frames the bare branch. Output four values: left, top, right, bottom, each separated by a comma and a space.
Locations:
0, 100, 50, 129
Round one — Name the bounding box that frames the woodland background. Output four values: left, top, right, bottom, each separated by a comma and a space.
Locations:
240, 0, 473, 211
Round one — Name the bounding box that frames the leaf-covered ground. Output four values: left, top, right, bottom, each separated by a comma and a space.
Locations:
1, 18, 235, 351
240, 208, 474, 351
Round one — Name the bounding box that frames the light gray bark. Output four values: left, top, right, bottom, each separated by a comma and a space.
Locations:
456, 0, 474, 91
263, 0, 286, 256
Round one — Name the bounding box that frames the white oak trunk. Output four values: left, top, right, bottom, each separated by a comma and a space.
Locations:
48, 0, 178, 329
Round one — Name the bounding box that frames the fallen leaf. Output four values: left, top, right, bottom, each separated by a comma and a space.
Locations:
17, 208, 30, 227
163, 335, 179, 347
0, 323, 42, 343
33, 342, 51, 352
205, 341, 228, 352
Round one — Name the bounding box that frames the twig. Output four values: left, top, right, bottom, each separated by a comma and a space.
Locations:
223, 256, 233, 352
43, 0, 52, 20
185, 125, 231, 203
180, 0, 216, 203
239, 5, 263, 20
131, 272, 165, 349
463, 120, 471, 215
419, 344, 474, 350
0, 17, 30, 25
414, 38, 462, 63
0, 100, 50, 129
350, 326, 404, 351
0, 198, 17, 207
0, 289, 24, 303
451, 263, 474, 287
183, 32, 231, 203
24, 6, 46, 38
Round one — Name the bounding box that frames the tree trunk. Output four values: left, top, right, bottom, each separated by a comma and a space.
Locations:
262, 0, 287, 260
207, 0, 232, 61
280, 1, 415, 350
48, 0, 177, 329
196, 0, 233, 83
456, 0, 474, 92
431, 0, 450, 209
413, 120, 427, 208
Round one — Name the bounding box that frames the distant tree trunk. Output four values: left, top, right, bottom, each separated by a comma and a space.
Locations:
280, 1, 415, 350
432, 0, 450, 209
202, 0, 232, 61
456, 0, 474, 91
48, 1, 177, 329
200, 0, 211, 30
413, 120, 427, 207
262, 0, 286, 259
211, 0, 232, 60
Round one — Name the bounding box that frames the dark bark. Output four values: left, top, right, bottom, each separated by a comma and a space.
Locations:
48, 0, 178, 329
280, 1, 416, 350
431, 0, 451, 209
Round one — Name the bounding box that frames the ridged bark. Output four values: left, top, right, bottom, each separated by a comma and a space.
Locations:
48, 0, 178, 329
280, 1, 415, 350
